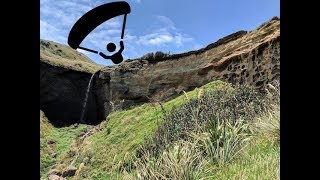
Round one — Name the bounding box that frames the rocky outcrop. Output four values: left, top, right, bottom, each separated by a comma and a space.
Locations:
40, 17, 280, 125
96, 17, 280, 109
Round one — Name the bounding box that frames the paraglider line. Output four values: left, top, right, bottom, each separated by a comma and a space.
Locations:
78, 46, 98, 54
121, 13, 127, 39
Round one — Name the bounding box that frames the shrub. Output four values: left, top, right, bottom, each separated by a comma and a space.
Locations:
137, 84, 273, 158
192, 118, 251, 166
141, 51, 170, 62
252, 105, 280, 145
131, 140, 207, 180
130, 115, 253, 179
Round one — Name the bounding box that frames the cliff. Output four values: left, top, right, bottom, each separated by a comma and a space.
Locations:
40, 17, 280, 125
96, 17, 280, 109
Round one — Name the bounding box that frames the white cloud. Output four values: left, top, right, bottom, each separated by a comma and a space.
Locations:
134, 15, 194, 47
137, 33, 191, 46
148, 34, 173, 45
40, 20, 66, 43
41, 0, 91, 45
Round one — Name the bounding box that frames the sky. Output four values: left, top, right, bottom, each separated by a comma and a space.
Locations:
40, 0, 280, 66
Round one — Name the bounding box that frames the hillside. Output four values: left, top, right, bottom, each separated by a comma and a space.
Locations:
40, 17, 280, 179
41, 80, 279, 179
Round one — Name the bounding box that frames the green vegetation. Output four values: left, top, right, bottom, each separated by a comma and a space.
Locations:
40, 110, 89, 178
40, 39, 103, 73
207, 108, 280, 179
40, 110, 55, 176
138, 83, 272, 158
40, 80, 280, 179
121, 83, 279, 179
124, 107, 280, 180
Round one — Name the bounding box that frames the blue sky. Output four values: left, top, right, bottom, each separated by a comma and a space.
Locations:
40, 0, 279, 66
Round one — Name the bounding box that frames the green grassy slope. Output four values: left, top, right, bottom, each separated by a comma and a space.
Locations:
203, 107, 280, 179
40, 80, 279, 179
75, 81, 231, 179
40, 39, 103, 73
40, 110, 89, 179
212, 138, 280, 180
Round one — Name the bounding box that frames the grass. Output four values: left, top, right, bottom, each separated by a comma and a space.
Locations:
71, 81, 231, 179
132, 140, 207, 180
202, 107, 280, 179
129, 135, 279, 180
40, 110, 55, 177
38, 80, 229, 179
138, 82, 271, 159
202, 137, 280, 180
128, 104, 280, 180
40, 39, 103, 73
40, 110, 89, 179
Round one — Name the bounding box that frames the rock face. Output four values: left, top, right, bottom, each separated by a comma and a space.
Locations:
40, 40, 105, 126
95, 17, 280, 109
40, 61, 106, 126
40, 17, 280, 125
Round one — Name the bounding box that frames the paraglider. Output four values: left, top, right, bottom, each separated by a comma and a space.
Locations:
99, 40, 124, 64
68, 1, 131, 64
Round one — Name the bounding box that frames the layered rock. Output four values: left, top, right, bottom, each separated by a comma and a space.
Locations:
96, 17, 280, 109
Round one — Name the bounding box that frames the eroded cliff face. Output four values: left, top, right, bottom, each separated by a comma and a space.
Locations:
96, 17, 280, 109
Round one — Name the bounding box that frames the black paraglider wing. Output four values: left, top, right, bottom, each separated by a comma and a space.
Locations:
68, 1, 131, 49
